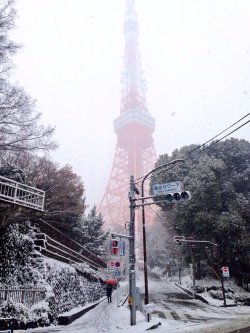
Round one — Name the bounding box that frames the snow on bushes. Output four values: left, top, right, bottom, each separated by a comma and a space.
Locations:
0, 221, 39, 285
0, 221, 107, 327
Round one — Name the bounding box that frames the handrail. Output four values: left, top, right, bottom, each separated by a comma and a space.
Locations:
0, 175, 45, 211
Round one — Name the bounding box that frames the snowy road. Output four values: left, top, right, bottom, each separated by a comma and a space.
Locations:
145, 271, 222, 323
15, 272, 250, 333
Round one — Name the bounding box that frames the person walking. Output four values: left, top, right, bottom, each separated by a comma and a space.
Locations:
106, 283, 113, 303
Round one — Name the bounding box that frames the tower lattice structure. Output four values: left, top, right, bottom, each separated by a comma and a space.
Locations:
99, 0, 157, 232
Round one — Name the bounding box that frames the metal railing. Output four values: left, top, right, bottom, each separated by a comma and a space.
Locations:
0, 286, 46, 308
0, 175, 45, 211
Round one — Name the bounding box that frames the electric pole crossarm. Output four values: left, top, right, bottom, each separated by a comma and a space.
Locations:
111, 233, 133, 240
181, 240, 218, 246
134, 195, 156, 201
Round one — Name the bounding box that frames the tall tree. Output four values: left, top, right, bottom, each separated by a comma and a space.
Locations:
1, 155, 86, 238
76, 206, 109, 257
25, 157, 86, 237
0, 0, 56, 160
0, 0, 17, 74
151, 139, 250, 285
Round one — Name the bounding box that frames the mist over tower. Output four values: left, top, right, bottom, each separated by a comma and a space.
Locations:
98, 0, 157, 231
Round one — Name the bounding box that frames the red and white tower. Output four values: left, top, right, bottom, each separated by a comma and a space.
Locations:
99, 0, 157, 232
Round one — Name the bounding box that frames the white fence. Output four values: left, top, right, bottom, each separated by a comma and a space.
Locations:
0, 175, 45, 211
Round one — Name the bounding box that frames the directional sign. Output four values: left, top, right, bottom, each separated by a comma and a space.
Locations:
152, 181, 183, 195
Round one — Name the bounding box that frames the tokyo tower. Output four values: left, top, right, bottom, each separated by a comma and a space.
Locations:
99, 0, 157, 232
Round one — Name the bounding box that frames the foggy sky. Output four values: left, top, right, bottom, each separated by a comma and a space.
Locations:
10, 0, 250, 208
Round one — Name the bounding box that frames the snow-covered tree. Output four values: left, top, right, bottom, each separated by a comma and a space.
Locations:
0, 165, 27, 183
76, 206, 109, 257
151, 138, 250, 285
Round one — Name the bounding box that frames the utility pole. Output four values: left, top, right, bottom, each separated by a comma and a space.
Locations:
190, 245, 196, 299
128, 175, 136, 326
140, 159, 185, 322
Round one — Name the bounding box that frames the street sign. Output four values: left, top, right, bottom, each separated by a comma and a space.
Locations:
152, 181, 183, 195
118, 240, 125, 256
222, 266, 230, 278
143, 303, 156, 314
114, 270, 120, 277
109, 261, 120, 269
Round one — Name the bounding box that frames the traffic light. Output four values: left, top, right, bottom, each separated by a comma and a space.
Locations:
110, 240, 119, 255
161, 191, 192, 203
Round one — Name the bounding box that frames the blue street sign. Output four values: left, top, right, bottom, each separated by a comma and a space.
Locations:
114, 270, 120, 277
119, 240, 125, 256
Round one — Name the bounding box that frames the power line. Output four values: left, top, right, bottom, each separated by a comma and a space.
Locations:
134, 113, 250, 224
135, 112, 250, 183
186, 114, 250, 157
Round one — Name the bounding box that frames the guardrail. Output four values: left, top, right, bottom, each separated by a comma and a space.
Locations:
0, 175, 45, 211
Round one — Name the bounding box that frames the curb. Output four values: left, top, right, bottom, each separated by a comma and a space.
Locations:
58, 298, 106, 325
175, 283, 209, 304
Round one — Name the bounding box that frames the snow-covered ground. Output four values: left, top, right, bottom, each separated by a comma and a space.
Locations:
15, 272, 250, 333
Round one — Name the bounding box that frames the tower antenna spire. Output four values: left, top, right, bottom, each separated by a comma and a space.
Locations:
98, 0, 157, 231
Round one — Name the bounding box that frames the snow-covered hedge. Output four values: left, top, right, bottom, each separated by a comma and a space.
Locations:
0, 221, 107, 328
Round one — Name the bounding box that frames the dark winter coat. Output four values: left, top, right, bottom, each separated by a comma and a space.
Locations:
106, 284, 113, 296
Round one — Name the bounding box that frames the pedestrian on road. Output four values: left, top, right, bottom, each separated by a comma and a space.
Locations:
106, 283, 113, 303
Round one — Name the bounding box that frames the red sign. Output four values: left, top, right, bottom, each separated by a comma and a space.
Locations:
221, 266, 230, 277
108, 261, 120, 268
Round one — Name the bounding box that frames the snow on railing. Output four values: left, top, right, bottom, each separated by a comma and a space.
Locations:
0, 175, 45, 211
0, 286, 46, 308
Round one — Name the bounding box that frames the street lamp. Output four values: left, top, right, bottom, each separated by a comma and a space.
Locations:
141, 159, 184, 321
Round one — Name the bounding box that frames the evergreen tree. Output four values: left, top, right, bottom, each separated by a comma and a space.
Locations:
151, 138, 250, 285
77, 206, 109, 257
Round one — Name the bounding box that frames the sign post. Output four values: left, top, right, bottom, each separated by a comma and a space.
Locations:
221, 266, 230, 307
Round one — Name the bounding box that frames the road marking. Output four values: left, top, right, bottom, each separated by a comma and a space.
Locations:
152, 310, 198, 323
170, 311, 181, 320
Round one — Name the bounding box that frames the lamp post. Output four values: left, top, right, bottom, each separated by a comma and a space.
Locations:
141, 159, 184, 321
